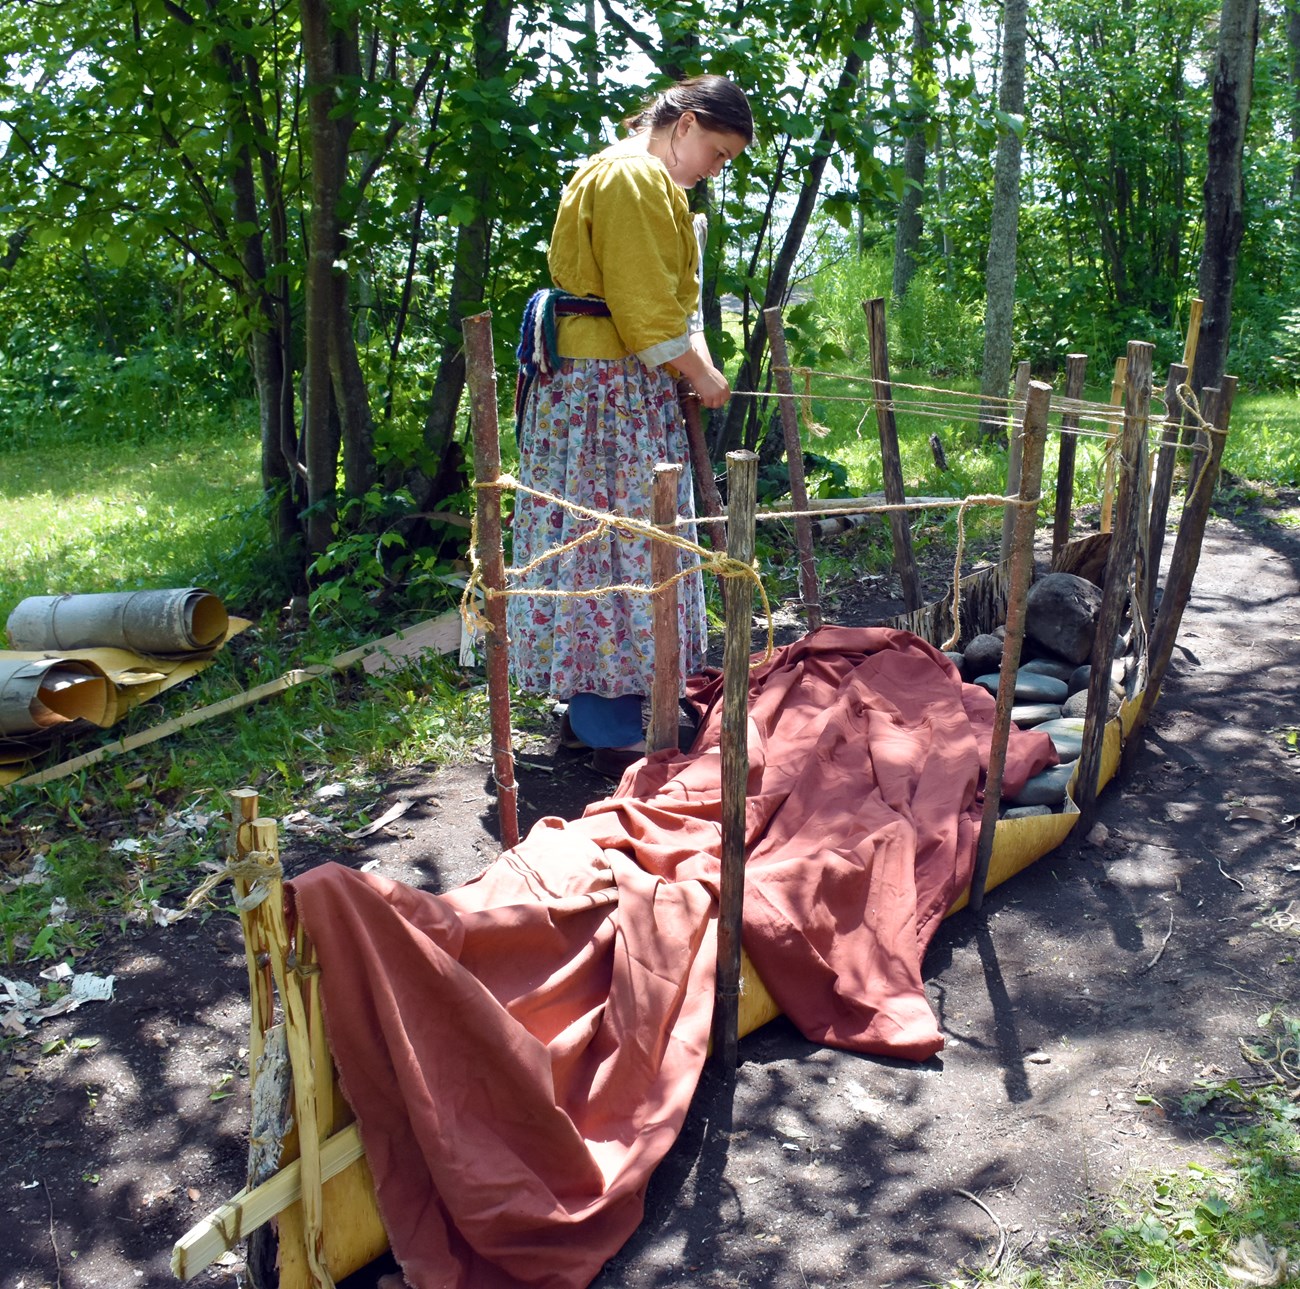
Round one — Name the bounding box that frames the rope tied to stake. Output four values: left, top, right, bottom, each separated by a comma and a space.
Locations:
461, 474, 775, 663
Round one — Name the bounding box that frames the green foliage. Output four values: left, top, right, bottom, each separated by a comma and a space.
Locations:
307, 487, 469, 631
808, 246, 984, 377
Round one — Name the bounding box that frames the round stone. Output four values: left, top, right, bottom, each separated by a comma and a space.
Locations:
1025, 572, 1104, 665
974, 671, 1069, 704
1020, 657, 1075, 683
1062, 688, 1122, 720
1010, 761, 1077, 807
963, 633, 1004, 676
1011, 703, 1063, 727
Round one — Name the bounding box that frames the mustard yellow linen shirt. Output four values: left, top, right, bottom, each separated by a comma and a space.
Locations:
548, 140, 700, 367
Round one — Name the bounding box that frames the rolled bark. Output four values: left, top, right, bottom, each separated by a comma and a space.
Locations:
0, 657, 110, 736
7, 589, 228, 655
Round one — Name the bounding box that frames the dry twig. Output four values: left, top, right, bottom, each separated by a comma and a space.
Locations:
1139, 909, 1176, 973
955, 1187, 1007, 1275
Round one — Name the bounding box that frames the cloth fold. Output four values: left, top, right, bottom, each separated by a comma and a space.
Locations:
289, 626, 1056, 1288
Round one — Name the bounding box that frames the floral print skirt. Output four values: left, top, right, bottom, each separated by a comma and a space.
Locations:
507, 356, 708, 701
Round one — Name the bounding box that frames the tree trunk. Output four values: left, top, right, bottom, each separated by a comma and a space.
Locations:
417, 0, 512, 508
1195, 0, 1260, 394
716, 25, 873, 457
977, 0, 1028, 442
219, 46, 302, 578
300, 0, 348, 556
892, 3, 932, 301
1287, 0, 1299, 202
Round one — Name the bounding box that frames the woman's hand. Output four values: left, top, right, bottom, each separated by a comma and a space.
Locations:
672, 346, 732, 408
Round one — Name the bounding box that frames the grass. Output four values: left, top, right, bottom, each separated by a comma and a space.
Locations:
942, 1008, 1300, 1289
0, 406, 269, 610
1223, 389, 1300, 490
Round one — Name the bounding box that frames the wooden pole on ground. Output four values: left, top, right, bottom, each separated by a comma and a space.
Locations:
1123, 378, 1236, 772
679, 381, 727, 553
1051, 354, 1089, 561
712, 449, 757, 1072
1075, 341, 1152, 825
764, 306, 822, 631
1000, 361, 1032, 561
463, 312, 519, 851
1145, 361, 1189, 623
648, 464, 684, 754
862, 298, 923, 610
968, 381, 1052, 913
1100, 356, 1127, 532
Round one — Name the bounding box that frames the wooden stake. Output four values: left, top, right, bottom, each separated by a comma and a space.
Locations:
968, 381, 1052, 913
228, 788, 272, 1076
680, 381, 727, 552
1145, 362, 1189, 624
712, 449, 757, 1072
764, 306, 822, 631
862, 298, 923, 610
462, 312, 519, 851
1051, 354, 1089, 560
1124, 378, 1236, 769
1075, 341, 1152, 824
1178, 297, 1209, 497
1100, 356, 1127, 533
648, 464, 683, 755
1182, 296, 1205, 379
1000, 361, 1031, 561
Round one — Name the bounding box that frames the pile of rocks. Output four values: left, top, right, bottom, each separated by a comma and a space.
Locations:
943, 571, 1137, 815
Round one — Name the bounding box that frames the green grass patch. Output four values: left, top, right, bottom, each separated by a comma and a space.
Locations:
0, 406, 268, 613
1223, 390, 1300, 488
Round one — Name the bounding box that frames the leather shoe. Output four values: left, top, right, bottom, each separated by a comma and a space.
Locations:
556, 709, 587, 751
589, 745, 645, 779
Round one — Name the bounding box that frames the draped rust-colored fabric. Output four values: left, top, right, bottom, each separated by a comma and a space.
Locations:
288, 627, 1055, 1288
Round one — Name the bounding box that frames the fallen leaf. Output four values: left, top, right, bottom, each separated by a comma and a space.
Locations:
348, 799, 414, 840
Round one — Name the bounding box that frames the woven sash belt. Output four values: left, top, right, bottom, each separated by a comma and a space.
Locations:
514, 289, 613, 431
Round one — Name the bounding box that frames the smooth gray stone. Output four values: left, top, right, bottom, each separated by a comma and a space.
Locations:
1003, 804, 1055, 818
1068, 664, 1091, 695
1062, 687, 1121, 720
1041, 728, 1083, 762
1021, 657, 1075, 682
943, 651, 965, 675
963, 633, 1003, 676
975, 671, 1069, 704
1025, 572, 1104, 664
1011, 703, 1062, 727
1010, 761, 1076, 807
1036, 717, 1086, 735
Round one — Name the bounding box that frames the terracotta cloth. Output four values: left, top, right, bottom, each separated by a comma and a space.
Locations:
289, 626, 1056, 1289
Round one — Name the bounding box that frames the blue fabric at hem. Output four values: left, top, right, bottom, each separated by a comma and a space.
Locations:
567, 693, 644, 748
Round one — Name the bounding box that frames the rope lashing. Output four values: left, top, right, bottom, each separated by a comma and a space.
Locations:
461, 475, 776, 663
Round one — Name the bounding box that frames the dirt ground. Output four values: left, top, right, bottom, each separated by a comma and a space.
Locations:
2, 501, 1299, 1289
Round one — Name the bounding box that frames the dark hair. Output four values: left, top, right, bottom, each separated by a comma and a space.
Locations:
623, 74, 754, 145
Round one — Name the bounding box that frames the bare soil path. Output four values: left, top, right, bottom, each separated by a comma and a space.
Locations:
2, 506, 1298, 1289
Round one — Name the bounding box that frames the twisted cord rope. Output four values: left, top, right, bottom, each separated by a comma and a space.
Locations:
179, 851, 284, 917
462, 476, 775, 662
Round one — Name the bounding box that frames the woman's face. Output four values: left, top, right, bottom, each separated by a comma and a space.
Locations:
660, 111, 748, 188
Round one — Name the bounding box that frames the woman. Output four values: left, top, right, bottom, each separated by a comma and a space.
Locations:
507, 74, 753, 776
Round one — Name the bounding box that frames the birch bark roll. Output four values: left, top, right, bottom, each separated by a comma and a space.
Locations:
6, 589, 228, 654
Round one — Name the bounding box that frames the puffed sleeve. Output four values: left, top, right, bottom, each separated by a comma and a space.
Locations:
581, 156, 698, 364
